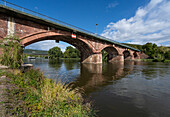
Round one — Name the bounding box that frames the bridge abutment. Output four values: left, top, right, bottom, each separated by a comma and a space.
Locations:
82, 53, 102, 64
108, 54, 124, 62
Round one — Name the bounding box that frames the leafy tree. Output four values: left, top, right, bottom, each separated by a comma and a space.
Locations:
63, 46, 80, 58
142, 43, 159, 59
142, 42, 170, 60
165, 51, 170, 59
137, 45, 143, 50
48, 47, 63, 59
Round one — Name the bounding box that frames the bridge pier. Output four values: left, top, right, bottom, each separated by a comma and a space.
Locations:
108, 54, 124, 62
82, 53, 102, 64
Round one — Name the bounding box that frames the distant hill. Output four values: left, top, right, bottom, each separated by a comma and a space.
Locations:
23, 49, 48, 55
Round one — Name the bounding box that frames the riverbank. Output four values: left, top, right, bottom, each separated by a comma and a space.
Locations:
0, 68, 95, 116
135, 59, 170, 63
0, 74, 18, 117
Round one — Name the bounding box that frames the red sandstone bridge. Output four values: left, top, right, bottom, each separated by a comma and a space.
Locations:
0, 1, 144, 63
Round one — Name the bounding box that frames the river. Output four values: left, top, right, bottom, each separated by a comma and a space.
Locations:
24, 58, 170, 117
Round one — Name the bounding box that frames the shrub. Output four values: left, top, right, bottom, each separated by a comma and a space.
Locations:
0, 36, 23, 68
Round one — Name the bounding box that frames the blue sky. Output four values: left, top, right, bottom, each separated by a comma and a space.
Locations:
2, 0, 170, 51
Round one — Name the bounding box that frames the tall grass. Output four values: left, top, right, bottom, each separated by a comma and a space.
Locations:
1, 68, 95, 116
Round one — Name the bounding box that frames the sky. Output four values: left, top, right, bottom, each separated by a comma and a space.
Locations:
2, 0, 170, 51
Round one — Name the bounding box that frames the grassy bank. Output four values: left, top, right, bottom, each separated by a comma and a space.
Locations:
0, 68, 95, 116
136, 59, 170, 63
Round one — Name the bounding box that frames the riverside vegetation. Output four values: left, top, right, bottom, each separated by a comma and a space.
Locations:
0, 37, 95, 116
47, 42, 170, 62
125, 43, 170, 62
48, 46, 80, 59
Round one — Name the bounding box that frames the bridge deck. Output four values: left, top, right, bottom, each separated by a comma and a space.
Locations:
0, 3, 140, 52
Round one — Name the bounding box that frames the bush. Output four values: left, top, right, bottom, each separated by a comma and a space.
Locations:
0, 37, 23, 68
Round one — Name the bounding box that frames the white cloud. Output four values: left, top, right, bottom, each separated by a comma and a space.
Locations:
102, 0, 170, 46
25, 40, 70, 52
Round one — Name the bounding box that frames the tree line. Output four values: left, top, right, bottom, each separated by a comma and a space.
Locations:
49, 43, 170, 61
127, 43, 170, 60
48, 46, 80, 59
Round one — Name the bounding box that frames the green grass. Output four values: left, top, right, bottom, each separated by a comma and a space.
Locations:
0, 69, 96, 117
139, 59, 154, 62
136, 59, 170, 63
163, 59, 170, 63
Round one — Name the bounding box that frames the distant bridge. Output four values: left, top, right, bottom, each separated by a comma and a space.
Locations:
0, 1, 143, 63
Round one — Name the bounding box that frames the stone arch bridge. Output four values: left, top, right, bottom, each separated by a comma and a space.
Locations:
0, 5, 142, 63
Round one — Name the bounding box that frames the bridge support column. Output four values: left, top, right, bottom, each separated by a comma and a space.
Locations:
130, 51, 135, 60
134, 52, 141, 59
108, 54, 124, 62
131, 55, 134, 60
82, 52, 102, 64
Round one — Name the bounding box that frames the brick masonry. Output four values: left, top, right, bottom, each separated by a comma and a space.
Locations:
0, 13, 144, 63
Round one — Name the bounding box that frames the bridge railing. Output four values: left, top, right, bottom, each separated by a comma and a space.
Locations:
0, 0, 140, 51
0, 0, 102, 36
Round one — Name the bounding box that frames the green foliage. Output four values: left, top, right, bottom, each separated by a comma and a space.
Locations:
125, 42, 170, 61
1, 69, 95, 116
102, 50, 108, 61
63, 46, 80, 58
142, 43, 170, 60
0, 37, 23, 68
165, 51, 170, 59
48, 46, 63, 59
142, 43, 156, 58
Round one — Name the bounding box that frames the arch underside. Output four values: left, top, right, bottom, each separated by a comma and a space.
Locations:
20, 32, 138, 63
21, 33, 93, 62
123, 50, 131, 60
103, 47, 119, 62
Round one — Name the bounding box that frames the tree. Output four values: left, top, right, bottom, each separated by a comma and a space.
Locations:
48, 47, 63, 59
142, 42, 170, 60
165, 51, 170, 59
63, 46, 80, 58
142, 43, 158, 59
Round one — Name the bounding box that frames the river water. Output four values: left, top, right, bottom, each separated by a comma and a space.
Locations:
24, 58, 170, 117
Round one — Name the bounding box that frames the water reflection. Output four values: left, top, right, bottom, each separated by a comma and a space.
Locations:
63, 59, 80, 71
48, 59, 63, 71
24, 58, 170, 117
71, 61, 138, 95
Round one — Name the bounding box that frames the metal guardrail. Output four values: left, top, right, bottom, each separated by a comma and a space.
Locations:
0, 0, 102, 37
0, 0, 140, 51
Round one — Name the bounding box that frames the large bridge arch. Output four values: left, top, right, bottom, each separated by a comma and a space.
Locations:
101, 45, 124, 62
20, 31, 101, 63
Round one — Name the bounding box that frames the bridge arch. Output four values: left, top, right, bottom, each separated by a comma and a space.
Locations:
133, 52, 140, 59
123, 50, 131, 60
20, 31, 96, 63
101, 45, 123, 62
